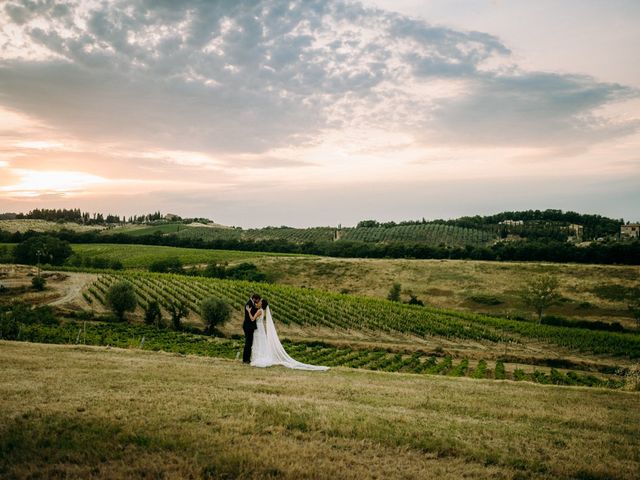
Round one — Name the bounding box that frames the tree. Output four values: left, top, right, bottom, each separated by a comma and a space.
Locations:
200, 297, 231, 335
149, 257, 184, 274
407, 294, 424, 306
168, 300, 188, 330
520, 274, 561, 322
106, 281, 137, 321
387, 283, 402, 302
31, 275, 46, 291
14, 235, 72, 266
143, 300, 163, 328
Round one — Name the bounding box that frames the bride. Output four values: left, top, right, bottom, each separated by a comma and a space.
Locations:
250, 299, 329, 371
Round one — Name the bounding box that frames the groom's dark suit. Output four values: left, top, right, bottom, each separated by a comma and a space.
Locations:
242, 298, 258, 363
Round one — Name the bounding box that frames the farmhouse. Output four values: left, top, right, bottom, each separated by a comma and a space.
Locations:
621, 223, 640, 239
498, 220, 524, 226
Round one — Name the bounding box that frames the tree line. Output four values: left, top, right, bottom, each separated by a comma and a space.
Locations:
2, 229, 638, 265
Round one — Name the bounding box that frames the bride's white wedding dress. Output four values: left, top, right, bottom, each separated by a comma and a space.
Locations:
251, 307, 329, 371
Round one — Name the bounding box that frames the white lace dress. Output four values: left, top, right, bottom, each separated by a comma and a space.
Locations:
251, 307, 329, 371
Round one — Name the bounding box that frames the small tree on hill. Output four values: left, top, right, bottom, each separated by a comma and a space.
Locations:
168, 300, 188, 330
387, 283, 402, 302
144, 300, 163, 328
520, 274, 561, 323
200, 297, 231, 335
31, 275, 46, 291
106, 281, 137, 321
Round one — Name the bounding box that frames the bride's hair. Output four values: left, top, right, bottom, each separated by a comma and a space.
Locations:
261, 298, 268, 309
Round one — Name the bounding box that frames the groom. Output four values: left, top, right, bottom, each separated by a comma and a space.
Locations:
242, 293, 261, 364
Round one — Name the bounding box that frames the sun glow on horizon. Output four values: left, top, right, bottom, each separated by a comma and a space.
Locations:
0, 169, 110, 198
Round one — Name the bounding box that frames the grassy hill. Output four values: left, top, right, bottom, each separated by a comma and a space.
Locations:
1, 341, 638, 479
68, 243, 302, 268
172, 223, 497, 247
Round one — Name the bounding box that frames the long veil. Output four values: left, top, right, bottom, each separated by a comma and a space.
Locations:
264, 307, 329, 371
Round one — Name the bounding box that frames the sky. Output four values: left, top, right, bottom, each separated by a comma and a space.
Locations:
0, 0, 638, 227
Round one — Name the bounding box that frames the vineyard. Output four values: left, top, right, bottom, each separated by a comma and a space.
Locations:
173, 224, 496, 247
84, 272, 640, 359
14, 321, 619, 389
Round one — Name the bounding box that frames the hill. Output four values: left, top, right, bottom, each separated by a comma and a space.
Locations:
1, 341, 638, 479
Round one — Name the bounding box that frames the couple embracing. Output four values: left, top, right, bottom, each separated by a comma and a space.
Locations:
242, 293, 329, 371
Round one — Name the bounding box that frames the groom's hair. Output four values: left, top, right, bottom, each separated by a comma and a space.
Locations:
251, 293, 261, 301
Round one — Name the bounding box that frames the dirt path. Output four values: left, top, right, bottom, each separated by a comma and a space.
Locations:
47, 272, 97, 307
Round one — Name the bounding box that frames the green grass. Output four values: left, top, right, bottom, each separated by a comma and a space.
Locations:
101, 223, 195, 236
1, 341, 638, 479
69, 243, 303, 268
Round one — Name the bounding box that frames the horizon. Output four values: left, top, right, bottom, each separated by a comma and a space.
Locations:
1, 0, 639, 228
2, 206, 633, 230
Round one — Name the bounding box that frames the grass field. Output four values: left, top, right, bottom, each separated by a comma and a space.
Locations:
69, 244, 303, 268
257, 256, 640, 327
1, 341, 638, 479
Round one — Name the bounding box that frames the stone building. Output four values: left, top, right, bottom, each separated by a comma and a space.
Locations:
621, 223, 640, 239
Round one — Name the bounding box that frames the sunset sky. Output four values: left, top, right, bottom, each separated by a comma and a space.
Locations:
0, 0, 638, 227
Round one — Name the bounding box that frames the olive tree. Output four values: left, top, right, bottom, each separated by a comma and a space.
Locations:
200, 297, 231, 335
106, 281, 137, 322
520, 274, 561, 322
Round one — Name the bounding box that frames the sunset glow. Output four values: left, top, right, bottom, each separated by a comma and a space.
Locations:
0, 0, 638, 226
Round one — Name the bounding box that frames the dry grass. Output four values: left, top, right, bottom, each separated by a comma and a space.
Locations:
1, 341, 638, 479
261, 257, 640, 326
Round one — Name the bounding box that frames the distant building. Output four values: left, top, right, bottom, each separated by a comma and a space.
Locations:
568, 224, 584, 242
164, 213, 181, 221
621, 223, 640, 239
499, 220, 524, 226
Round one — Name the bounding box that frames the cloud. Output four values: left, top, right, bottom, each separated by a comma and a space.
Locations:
0, 0, 634, 158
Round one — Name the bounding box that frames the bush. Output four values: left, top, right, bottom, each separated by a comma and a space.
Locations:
201, 297, 232, 334
468, 294, 502, 305
387, 283, 401, 302
149, 257, 183, 274
0, 312, 19, 339
225, 263, 266, 282
106, 281, 137, 321
168, 300, 188, 330
143, 300, 163, 328
14, 235, 72, 265
31, 275, 46, 291
406, 294, 424, 306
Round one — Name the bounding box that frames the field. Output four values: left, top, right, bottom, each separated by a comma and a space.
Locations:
1, 341, 638, 479
41, 242, 637, 328
69, 244, 301, 268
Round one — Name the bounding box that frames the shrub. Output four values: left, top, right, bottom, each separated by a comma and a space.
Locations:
143, 300, 163, 328
149, 257, 183, 274
14, 235, 72, 266
106, 281, 137, 321
0, 312, 19, 339
201, 297, 232, 334
494, 361, 506, 379
31, 275, 46, 291
225, 263, 266, 282
168, 300, 188, 330
387, 283, 401, 302
406, 294, 424, 306
468, 294, 503, 305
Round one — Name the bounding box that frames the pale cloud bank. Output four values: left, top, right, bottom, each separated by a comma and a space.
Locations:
0, 0, 638, 224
